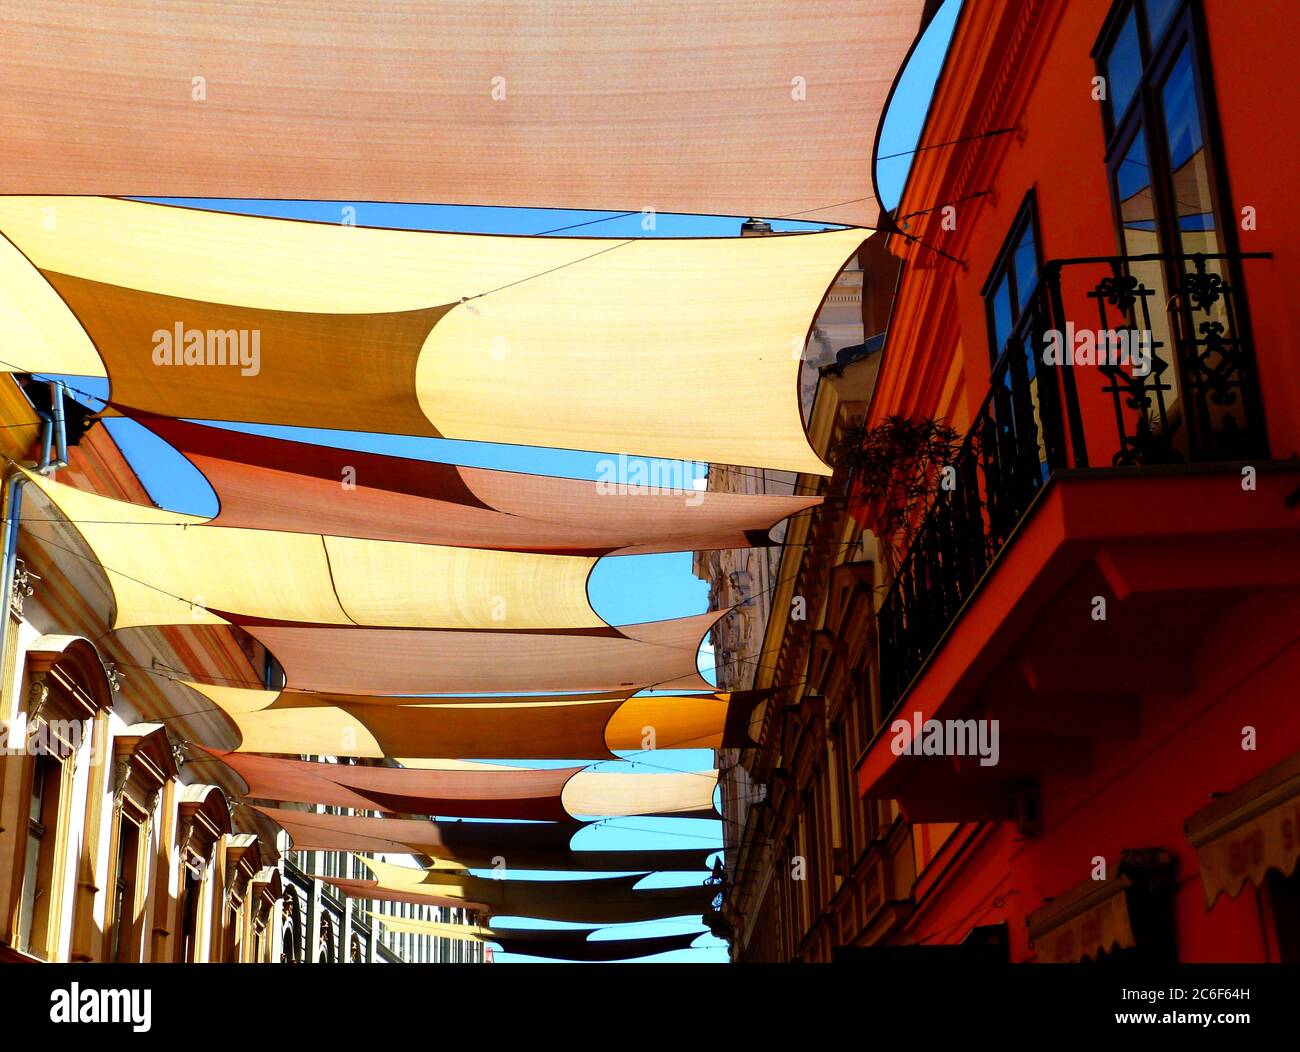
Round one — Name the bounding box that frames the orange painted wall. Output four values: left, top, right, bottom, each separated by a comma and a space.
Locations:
867, 0, 1300, 961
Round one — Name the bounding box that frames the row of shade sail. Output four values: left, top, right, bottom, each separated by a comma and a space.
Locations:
1, 189, 856, 959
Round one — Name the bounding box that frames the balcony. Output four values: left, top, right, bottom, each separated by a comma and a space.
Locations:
859, 252, 1300, 820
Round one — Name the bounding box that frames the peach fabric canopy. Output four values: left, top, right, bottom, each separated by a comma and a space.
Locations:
22, 467, 602, 632
0, 2, 928, 226
213, 748, 717, 822
255, 807, 714, 872
236, 612, 722, 695
133, 415, 819, 555
207, 749, 581, 822
0, 196, 862, 474
186, 681, 733, 759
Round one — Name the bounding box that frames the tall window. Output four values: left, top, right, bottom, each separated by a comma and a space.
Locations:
1095, 0, 1240, 456
16, 756, 58, 955
110, 814, 142, 962
983, 195, 1043, 366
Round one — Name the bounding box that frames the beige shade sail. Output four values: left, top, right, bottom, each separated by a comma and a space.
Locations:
0, 196, 864, 474
367, 911, 495, 944
21, 467, 602, 631
562, 771, 719, 820
184, 680, 729, 759
253, 806, 715, 872
237, 612, 722, 695
0, 3, 927, 226
329, 861, 714, 924
135, 415, 820, 556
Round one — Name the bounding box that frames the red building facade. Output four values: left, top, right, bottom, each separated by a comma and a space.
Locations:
854, 0, 1300, 962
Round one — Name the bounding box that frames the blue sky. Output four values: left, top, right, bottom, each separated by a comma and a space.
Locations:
41, 1, 958, 963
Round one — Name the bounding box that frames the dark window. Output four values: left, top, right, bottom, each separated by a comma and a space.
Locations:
982, 195, 1042, 366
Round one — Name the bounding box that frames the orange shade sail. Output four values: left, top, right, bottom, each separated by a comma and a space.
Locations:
207, 749, 581, 822
134, 416, 818, 556
0, 2, 928, 226
254, 805, 715, 873
236, 612, 721, 695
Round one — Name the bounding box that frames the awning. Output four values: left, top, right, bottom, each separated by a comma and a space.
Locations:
0, 3, 927, 226
1026, 876, 1136, 964
233, 612, 721, 695
253, 806, 714, 872
183, 681, 731, 760
1184, 751, 1300, 907
134, 415, 818, 556
23, 467, 602, 631
0, 196, 862, 474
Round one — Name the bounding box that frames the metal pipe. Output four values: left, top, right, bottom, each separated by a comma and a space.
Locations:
0, 471, 26, 710
36, 407, 54, 474
50, 379, 68, 469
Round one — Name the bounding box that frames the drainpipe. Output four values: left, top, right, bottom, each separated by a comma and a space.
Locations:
0, 470, 26, 702
36, 379, 68, 475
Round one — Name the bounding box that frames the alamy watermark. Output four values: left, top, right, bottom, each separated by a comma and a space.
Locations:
1042, 322, 1152, 377
890, 713, 1000, 767
151, 323, 261, 376
595, 454, 706, 506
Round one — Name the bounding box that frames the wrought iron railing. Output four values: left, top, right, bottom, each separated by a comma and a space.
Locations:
876, 251, 1269, 714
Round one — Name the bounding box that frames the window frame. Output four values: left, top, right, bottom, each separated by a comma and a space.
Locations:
980, 190, 1044, 369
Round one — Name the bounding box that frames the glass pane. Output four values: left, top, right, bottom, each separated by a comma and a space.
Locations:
1105, 10, 1143, 123
1160, 45, 1221, 255
1013, 218, 1040, 311
1114, 128, 1157, 252
990, 278, 1013, 357
1111, 126, 1182, 452
1144, 0, 1179, 46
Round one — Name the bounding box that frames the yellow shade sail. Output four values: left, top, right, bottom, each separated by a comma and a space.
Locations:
184, 681, 729, 760
22, 468, 602, 631
0, 196, 862, 474
0, 2, 927, 226
366, 911, 492, 944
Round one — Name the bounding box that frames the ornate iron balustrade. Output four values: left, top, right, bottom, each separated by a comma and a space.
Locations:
876, 251, 1269, 715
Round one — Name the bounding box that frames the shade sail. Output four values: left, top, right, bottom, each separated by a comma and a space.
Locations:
0, 196, 864, 474
366, 912, 498, 945
23, 468, 602, 631
327, 867, 714, 924
207, 749, 581, 822
0, 2, 927, 226
134, 415, 819, 555
493, 930, 702, 962
236, 612, 722, 695
254, 806, 715, 872
561, 771, 718, 820
213, 748, 717, 822
367, 908, 701, 959
326, 877, 488, 913
186, 681, 731, 759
